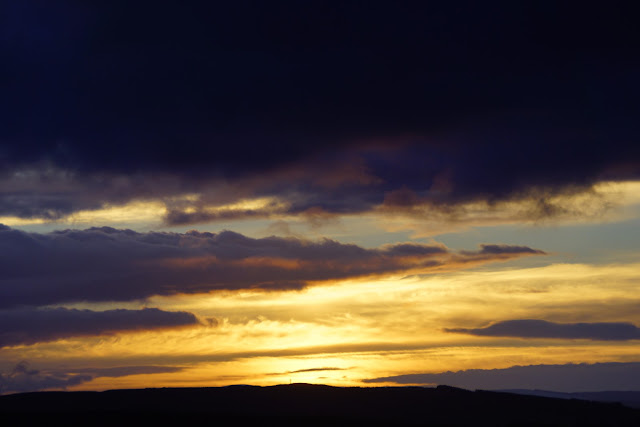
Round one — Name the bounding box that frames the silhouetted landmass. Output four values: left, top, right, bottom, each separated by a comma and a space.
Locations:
1, 384, 639, 426
501, 389, 640, 409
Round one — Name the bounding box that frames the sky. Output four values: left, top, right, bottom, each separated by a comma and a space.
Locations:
1, 1, 639, 394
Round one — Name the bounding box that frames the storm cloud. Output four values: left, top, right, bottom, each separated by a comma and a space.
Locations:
0, 307, 199, 348
364, 362, 640, 392
0, 2, 638, 223
0, 225, 544, 308
446, 319, 640, 341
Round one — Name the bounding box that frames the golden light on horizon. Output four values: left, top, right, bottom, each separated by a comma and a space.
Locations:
3, 261, 638, 392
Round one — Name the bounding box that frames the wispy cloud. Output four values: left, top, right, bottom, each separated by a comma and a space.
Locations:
266, 367, 348, 376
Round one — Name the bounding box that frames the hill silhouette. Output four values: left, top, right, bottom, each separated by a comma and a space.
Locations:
1, 384, 639, 426
501, 389, 640, 409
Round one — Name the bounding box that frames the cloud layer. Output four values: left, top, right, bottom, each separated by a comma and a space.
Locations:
0, 307, 199, 348
0, 225, 544, 308
446, 320, 640, 341
0, 2, 638, 224
364, 362, 640, 392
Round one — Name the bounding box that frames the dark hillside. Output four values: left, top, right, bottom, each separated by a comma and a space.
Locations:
1, 384, 639, 426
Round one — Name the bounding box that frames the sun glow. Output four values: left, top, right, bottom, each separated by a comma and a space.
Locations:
4, 261, 638, 391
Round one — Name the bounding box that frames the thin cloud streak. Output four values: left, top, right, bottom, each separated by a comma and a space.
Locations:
266, 367, 348, 376
66, 366, 185, 378
0, 307, 199, 348
364, 362, 640, 392
446, 319, 640, 341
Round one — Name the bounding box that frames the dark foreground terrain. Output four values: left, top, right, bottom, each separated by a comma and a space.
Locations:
1, 384, 639, 426
502, 389, 640, 409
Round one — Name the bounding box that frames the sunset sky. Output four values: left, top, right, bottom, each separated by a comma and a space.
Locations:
1, 1, 640, 394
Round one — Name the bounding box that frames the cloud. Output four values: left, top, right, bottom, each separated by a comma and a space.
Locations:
164, 208, 273, 225
0, 361, 91, 395
0, 362, 185, 394
265, 367, 348, 377
363, 362, 640, 392
287, 367, 346, 374
0, 3, 638, 225
472, 245, 546, 255
445, 319, 640, 341
65, 366, 185, 378
0, 307, 199, 348
0, 225, 545, 308
1, 152, 636, 228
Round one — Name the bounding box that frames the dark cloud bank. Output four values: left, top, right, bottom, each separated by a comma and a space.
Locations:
1, 2, 638, 222
447, 319, 640, 341
365, 362, 640, 392
0, 224, 544, 308
0, 307, 198, 348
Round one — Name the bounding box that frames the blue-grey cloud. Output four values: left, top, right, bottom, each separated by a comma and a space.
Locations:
474, 245, 546, 255
364, 362, 640, 392
0, 361, 185, 395
0, 307, 199, 348
0, 225, 544, 308
0, 361, 91, 395
445, 319, 640, 341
